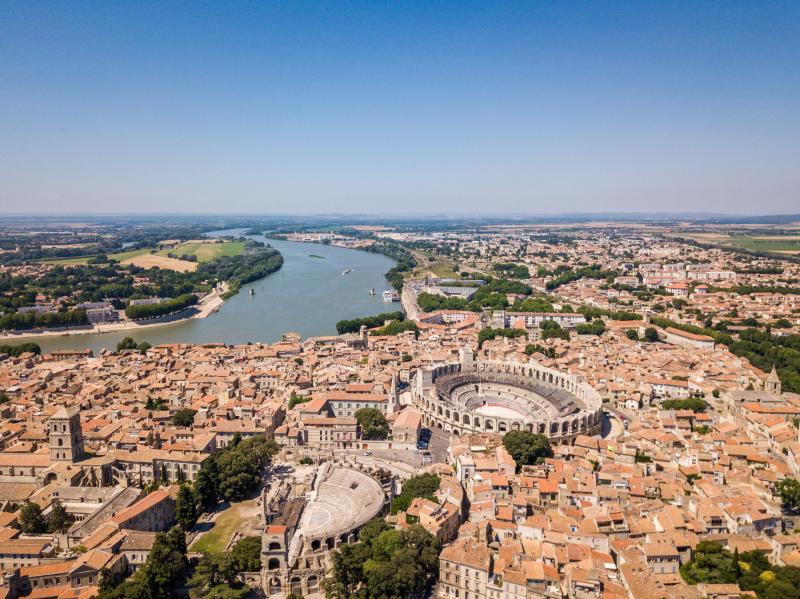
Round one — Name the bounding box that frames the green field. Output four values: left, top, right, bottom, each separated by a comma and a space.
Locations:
109, 248, 150, 261
417, 260, 460, 278
720, 236, 800, 253
40, 242, 244, 266
156, 241, 245, 262
190, 500, 259, 554
41, 255, 98, 265
43, 248, 151, 265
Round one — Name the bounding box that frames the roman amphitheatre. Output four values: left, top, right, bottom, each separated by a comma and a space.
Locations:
412, 349, 603, 443
261, 464, 387, 597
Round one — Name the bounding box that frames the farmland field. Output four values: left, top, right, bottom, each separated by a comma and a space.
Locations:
41, 248, 149, 265
668, 233, 800, 255
417, 259, 460, 278
39, 242, 244, 269
120, 253, 198, 272
719, 235, 800, 253
155, 241, 245, 263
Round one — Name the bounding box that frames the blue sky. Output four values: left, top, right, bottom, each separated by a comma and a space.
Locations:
1, 1, 798, 215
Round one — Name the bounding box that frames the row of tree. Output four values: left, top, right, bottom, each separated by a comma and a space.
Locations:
0, 342, 41, 357
477, 327, 527, 348
125, 294, 198, 320
370, 319, 419, 337
417, 278, 534, 313
493, 262, 529, 278
0, 308, 88, 331
336, 311, 405, 334
661, 397, 708, 412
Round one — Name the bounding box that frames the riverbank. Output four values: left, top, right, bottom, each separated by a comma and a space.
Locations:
401, 283, 421, 321
0, 282, 228, 341
2, 237, 398, 355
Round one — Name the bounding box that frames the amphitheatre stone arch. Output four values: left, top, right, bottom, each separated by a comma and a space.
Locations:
411, 356, 602, 443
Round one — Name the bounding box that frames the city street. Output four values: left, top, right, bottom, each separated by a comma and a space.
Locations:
427, 427, 453, 464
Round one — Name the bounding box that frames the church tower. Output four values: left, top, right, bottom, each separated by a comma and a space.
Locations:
49, 407, 84, 462
765, 366, 782, 397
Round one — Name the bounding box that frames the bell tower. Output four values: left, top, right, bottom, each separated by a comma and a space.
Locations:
49, 407, 84, 462
765, 366, 782, 398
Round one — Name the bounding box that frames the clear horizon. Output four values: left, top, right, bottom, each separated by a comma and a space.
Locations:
2, 2, 799, 215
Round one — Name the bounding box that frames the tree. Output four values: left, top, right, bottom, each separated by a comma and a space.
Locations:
502, 431, 553, 471
98, 526, 188, 599
680, 541, 738, 584
205, 436, 277, 503
288, 394, 310, 410
370, 319, 419, 337
19, 501, 47, 534
117, 337, 138, 351
661, 398, 708, 412
539, 321, 570, 341
146, 397, 167, 411
390, 474, 441, 514
143, 527, 188, 593
47, 498, 73, 533
324, 541, 372, 598
355, 408, 390, 440
776, 478, 800, 511
324, 520, 439, 599
643, 327, 660, 342
576, 320, 606, 336
478, 327, 527, 347
172, 408, 197, 427
625, 329, 640, 341
189, 537, 261, 598
227, 536, 262, 573
175, 484, 198, 530
98, 568, 120, 594
194, 467, 218, 511
117, 337, 150, 353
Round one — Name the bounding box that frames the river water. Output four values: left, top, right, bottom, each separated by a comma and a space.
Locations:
21, 233, 398, 355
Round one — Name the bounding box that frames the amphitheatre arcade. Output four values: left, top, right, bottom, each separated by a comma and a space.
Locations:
412, 349, 603, 443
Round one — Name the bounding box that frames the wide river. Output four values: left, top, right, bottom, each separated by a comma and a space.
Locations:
24, 232, 398, 355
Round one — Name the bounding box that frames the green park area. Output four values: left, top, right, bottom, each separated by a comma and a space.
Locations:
190, 498, 260, 554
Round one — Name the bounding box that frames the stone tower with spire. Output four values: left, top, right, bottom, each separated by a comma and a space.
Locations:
765, 366, 782, 398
